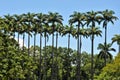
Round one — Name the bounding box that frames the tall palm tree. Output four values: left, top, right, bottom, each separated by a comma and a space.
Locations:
31, 15, 38, 59
87, 27, 102, 76
22, 12, 35, 56
54, 23, 64, 80
36, 13, 47, 80
112, 34, 120, 53
62, 25, 75, 51
99, 10, 118, 46
98, 10, 118, 71
13, 14, 23, 50
47, 12, 63, 80
22, 12, 35, 80
20, 16, 27, 52
85, 11, 101, 80
97, 43, 116, 65
69, 11, 85, 80
62, 25, 76, 80
42, 24, 50, 80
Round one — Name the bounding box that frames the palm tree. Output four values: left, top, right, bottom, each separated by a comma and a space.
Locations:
31, 15, 39, 59
13, 14, 23, 50
54, 23, 64, 80
36, 13, 47, 80
99, 10, 118, 62
112, 34, 120, 53
87, 27, 102, 77
47, 12, 63, 80
97, 43, 116, 65
22, 12, 35, 56
42, 24, 50, 80
20, 16, 27, 52
99, 10, 118, 46
22, 12, 35, 80
62, 25, 75, 51
61, 25, 76, 79
69, 11, 86, 80
85, 11, 101, 80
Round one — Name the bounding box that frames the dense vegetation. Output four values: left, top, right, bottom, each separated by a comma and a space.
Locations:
0, 10, 120, 80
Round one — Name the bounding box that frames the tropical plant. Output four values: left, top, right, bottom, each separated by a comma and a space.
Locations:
112, 34, 120, 53
36, 13, 47, 80
97, 43, 116, 66
61, 25, 76, 79
47, 12, 63, 80
85, 11, 101, 80
22, 12, 35, 56
69, 11, 86, 80
42, 24, 50, 80
99, 10, 118, 46
13, 14, 23, 50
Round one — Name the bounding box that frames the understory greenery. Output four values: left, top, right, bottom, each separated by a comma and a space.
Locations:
0, 10, 120, 80
0, 31, 120, 79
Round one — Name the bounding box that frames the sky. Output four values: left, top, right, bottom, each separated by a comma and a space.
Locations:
0, 0, 120, 56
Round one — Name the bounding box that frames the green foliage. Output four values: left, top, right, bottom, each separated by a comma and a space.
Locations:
97, 53, 120, 80
0, 32, 37, 79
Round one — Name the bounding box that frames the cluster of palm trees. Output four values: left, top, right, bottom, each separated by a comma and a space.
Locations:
0, 9, 118, 80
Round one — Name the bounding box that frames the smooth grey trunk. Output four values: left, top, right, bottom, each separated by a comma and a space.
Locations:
67, 34, 70, 80
27, 33, 30, 80
18, 32, 19, 50
23, 33, 25, 51
91, 34, 94, 80
38, 33, 42, 80
104, 26, 107, 66
77, 23, 80, 80
118, 45, 120, 54
28, 34, 30, 56
55, 33, 58, 80
33, 33, 36, 58
43, 32, 47, 80
51, 32, 55, 80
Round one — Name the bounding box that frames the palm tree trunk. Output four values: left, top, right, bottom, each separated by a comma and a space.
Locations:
28, 34, 30, 56
13, 32, 15, 39
118, 45, 120, 53
77, 23, 80, 80
38, 33, 42, 80
105, 26, 107, 46
43, 32, 47, 80
91, 34, 94, 80
34, 33, 36, 58
67, 33, 70, 80
56, 33, 58, 52
23, 33, 25, 51
68, 34, 70, 51
33, 33, 36, 79
51, 32, 54, 80
104, 26, 107, 66
79, 34, 82, 79
18, 31, 19, 50
20, 33, 25, 80
55, 33, 58, 80
27, 33, 30, 80
79, 35, 82, 55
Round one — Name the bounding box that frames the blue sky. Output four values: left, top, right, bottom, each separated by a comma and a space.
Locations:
0, 0, 120, 56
